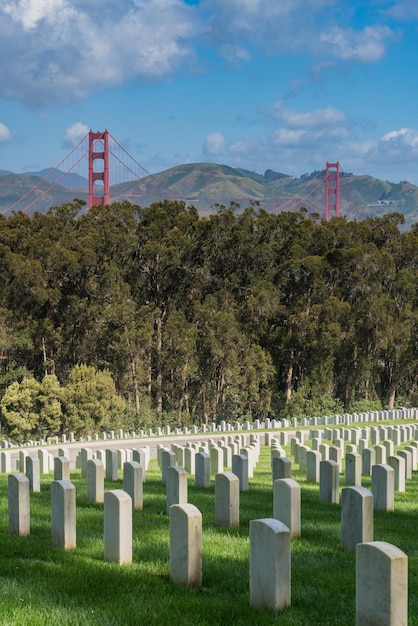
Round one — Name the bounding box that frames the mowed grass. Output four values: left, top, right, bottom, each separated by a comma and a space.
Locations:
0, 441, 417, 625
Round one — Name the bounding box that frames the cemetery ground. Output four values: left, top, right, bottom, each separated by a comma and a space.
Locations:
0, 429, 418, 625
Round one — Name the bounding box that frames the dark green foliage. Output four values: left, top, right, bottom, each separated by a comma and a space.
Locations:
0, 202, 416, 438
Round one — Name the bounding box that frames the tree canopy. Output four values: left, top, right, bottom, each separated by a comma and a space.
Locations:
0, 200, 416, 439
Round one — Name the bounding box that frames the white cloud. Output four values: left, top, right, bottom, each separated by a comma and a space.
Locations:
319, 25, 392, 63
322, 128, 418, 183
203, 132, 226, 155
385, 1, 418, 21
0, 123, 12, 142
201, 0, 394, 66
198, 101, 353, 177
0, 0, 399, 107
3, 0, 77, 31
62, 122, 90, 147
357, 128, 418, 181
271, 126, 349, 149
381, 128, 418, 150
197, 118, 418, 186
266, 101, 349, 130
219, 44, 251, 65
263, 101, 351, 151
271, 128, 308, 147
0, 0, 198, 106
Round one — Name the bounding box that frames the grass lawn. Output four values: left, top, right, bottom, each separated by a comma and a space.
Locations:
0, 438, 417, 625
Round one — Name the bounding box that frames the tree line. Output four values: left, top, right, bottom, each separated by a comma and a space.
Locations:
0, 199, 416, 440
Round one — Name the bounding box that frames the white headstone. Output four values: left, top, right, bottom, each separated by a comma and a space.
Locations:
169, 503, 202, 586
104, 490, 132, 564
249, 518, 291, 611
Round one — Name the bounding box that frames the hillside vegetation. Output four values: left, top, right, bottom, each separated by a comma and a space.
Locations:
0, 200, 416, 440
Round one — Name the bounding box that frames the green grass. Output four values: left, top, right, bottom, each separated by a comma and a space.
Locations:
0, 444, 418, 625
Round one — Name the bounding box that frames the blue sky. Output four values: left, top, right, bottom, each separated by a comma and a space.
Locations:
0, 0, 418, 184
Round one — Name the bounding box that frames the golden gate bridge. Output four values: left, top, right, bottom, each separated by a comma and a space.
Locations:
1, 130, 341, 220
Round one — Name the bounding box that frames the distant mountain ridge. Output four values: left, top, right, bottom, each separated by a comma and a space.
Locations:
0, 163, 417, 229
24, 168, 88, 190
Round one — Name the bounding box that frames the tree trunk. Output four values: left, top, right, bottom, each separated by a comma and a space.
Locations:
130, 359, 140, 414
155, 311, 166, 419
384, 356, 397, 409
126, 336, 140, 414
387, 384, 396, 409
42, 336, 48, 377
285, 361, 293, 403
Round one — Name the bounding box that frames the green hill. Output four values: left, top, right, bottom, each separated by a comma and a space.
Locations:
111, 164, 418, 228
1, 164, 418, 229
0, 173, 88, 216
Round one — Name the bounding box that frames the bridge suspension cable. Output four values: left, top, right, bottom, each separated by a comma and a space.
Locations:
3, 134, 89, 216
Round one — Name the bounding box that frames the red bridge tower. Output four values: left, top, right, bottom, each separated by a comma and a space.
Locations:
325, 161, 340, 220
88, 130, 110, 209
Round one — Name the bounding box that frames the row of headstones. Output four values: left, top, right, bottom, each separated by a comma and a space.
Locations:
158, 433, 261, 491
13, 438, 248, 528
7, 444, 408, 621
249, 516, 407, 624
153, 428, 417, 517
268, 439, 417, 516
271, 424, 418, 477
11, 458, 407, 623
266, 421, 418, 451
8, 473, 138, 562
17, 473, 398, 622
272, 471, 385, 547
158, 447, 409, 622
8, 447, 154, 556
179, 475, 408, 623
264, 430, 411, 623
10, 451, 243, 535
308, 422, 418, 446
169, 491, 408, 623
0, 444, 151, 476
18, 447, 151, 505
268, 459, 409, 622
0, 433, 258, 478
286, 432, 418, 505
265, 426, 411, 619
8, 449, 253, 580
3, 407, 417, 450
11, 436, 252, 529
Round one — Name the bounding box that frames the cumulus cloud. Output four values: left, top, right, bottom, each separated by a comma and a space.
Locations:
319, 25, 392, 63
385, 1, 418, 21
3, 0, 77, 31
0, 0, 198, 106
265, 101, 349, 130
381, 128, 418, 150
201, 0, 395, 66
62, 122, 90, 148
198, 116, 418, 185
219, 44, 251, 65
198, 101, 354, 177
0, 1, 398, 107
364, 127, 418, 172
331, 127, 418, 184
263, 101, 351, 151
203, 132, 226, 155
0, 123, 12, 142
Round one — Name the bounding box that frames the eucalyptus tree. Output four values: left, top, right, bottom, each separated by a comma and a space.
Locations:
130, 200, 200, 417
